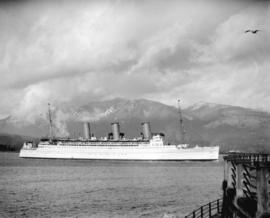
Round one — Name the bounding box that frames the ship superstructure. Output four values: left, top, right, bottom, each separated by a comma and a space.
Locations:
19, 102, 219, 160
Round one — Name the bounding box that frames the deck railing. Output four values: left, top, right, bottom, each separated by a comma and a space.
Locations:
185, 198, 222, 218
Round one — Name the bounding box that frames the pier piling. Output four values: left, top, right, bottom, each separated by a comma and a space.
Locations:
185, 153, 270, 218
223, 153, 270, 218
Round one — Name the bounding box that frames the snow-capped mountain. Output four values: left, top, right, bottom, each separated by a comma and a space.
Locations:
1, 98, 270, 152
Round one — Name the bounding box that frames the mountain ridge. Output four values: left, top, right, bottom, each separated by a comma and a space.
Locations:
0, 98, 270, 153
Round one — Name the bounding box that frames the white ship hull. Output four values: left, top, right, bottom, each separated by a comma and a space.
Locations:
19, 145, 219, 161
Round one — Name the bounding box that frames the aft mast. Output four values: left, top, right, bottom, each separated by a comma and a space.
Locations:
48, 103, 54, 141
177, 99, 185, 144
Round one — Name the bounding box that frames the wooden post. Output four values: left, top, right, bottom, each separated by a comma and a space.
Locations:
256, 167, 269, 217
224, 160, 228, 180
227, 161, 234, 188
236, 163, 244, 197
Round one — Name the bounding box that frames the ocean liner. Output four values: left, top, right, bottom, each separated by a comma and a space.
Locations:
19, 101, 219, 160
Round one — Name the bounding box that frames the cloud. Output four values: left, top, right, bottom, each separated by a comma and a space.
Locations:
0, 0, 270, 123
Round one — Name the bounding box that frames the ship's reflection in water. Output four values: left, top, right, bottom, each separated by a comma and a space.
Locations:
0, 153, 223, 217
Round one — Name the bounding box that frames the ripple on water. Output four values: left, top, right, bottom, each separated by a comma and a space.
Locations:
0, 152, 223, 217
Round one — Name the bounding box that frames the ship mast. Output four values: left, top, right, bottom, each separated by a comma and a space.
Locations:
177, 99, 185, 144
48, 103, 54, 141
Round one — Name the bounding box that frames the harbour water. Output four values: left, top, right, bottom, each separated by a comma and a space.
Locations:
0, 152, 223, 217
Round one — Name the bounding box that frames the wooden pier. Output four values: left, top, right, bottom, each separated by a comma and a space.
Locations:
185, 153, 270, 218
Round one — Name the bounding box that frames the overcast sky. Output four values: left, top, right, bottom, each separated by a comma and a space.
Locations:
1, 0, 270, 120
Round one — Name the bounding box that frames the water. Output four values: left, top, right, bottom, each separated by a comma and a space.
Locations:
0, 153, 223, 217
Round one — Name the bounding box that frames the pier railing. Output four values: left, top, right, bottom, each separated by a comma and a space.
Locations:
184, 198, 222, 218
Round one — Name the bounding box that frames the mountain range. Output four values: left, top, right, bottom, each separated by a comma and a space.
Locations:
0, 98, 270, 153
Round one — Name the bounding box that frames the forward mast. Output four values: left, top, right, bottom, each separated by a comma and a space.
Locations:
177, 99, 186, 144
48, 103, 54, 142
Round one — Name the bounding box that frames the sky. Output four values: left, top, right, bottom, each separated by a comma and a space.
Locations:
0, 0, 270, 122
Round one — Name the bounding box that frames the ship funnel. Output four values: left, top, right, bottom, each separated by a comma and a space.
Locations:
83, 122, 91, 139
111, 122, 120, 140
141, 122, 152, 140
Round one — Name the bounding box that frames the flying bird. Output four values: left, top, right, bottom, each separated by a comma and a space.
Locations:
245, 30, 261, 34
